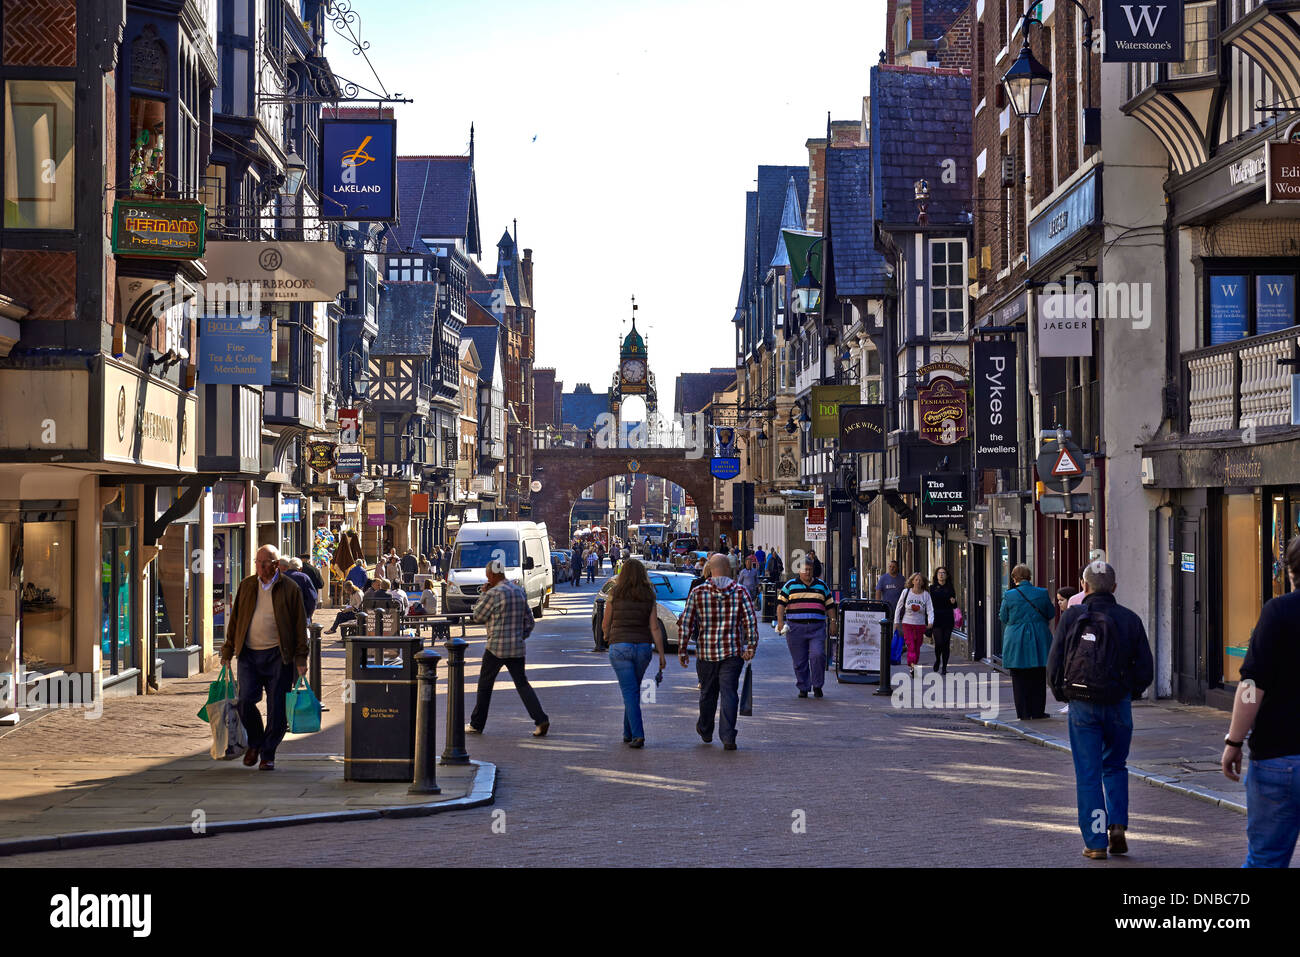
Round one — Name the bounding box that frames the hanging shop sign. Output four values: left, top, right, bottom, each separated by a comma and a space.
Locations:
204, 241, 347, 302
198, 316, 272, 385
1266, 140, 1300, 203
307, 441, 337, 471
916, 360, 968, 378
811, 385, 860, 440
713, 427, 737, 457
306, 483, 340, 499
1101, 0, 1184, 62
917, 376, 968, 446
838, 404, 886, 453
366, 501, 386, 527
335, 450, 364, 474
921, 473, 969, 523
411, 493, 430, 515
111, 199, 205, 258
710, 456, 742, 480
338, 408, 360, 445
973, 339, 1019, 469
805, 506, 827, 541
1037, 291, 1094, 357
280, 496, 302, 522
319, 117, 398, 221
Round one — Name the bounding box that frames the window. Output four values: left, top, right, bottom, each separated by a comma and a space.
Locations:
1171, 2, 1218, 78
4, 80, 76, 229
381, 416, 401, 462
200, 163, 226, 220
273, 318, 292, 381
1205, 266, 1299, 345
930, 239, 967, 334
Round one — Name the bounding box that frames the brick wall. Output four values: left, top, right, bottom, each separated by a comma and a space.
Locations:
2, 0, 76, 66
805, 138, 827, 233
939, 4, 972, 71
0, 250, 76, 321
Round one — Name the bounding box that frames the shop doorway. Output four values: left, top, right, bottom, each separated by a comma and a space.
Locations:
1176, 513, 1205, 703
992, 534, 1016, 660
970, 544, 987, 660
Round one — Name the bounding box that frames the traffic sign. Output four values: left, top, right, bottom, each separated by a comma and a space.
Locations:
1036, 433, 1087, 494
1051, 447, 1084, 477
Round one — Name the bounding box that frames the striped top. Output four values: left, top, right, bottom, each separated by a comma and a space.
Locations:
777, 577, 836, 621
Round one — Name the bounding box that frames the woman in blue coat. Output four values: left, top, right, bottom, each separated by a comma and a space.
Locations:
998, 564, 1055, 719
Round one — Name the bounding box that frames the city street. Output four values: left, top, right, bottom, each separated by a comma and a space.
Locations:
5, 571, 1249, 868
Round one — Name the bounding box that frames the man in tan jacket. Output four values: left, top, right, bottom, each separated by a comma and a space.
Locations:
220, 544, 309, 770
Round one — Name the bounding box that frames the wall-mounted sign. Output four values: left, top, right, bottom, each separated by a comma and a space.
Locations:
973, 340, 1019, 469
1209, 275, 1248, 345
101, 361, 196, 473
838, 404, 886, 452
204, 241, 346, 302
1028, 168, 1098, 264
111, 199, 205, 258
921, 473, 969, 523
198, 316, 272, 385
308, 441, 337, 471
811, 385, 860, 440
336, 451, 364, 474
1266, 141, 1300, 203
710, 456, 742, 480
281, 496, 302, 522
1180, 552, 1195, 573
320, 117, 397, 221
1102, 0, 1184, 62
411, 493, 430, 515
1038, 292, 1094, 357
1256, 275, 1296, 335
805, 506, 827, 541
356, 478, 377, 494
917, 376, 968, 446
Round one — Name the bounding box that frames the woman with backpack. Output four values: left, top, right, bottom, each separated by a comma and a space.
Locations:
893, 573, 935, 676
999, 564, 1055, 719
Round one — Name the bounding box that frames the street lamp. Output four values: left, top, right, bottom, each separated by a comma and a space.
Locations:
793, 237, 824, 315
282, 151, 308, 197
798, 408, 811, 433
1002, 1, 1098, 145
757, 429, 768, 449
785, 409, 799, 435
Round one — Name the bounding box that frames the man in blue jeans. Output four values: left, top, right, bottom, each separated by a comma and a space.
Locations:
1048, 561, 1153, 860
1223, 536, 1300, 867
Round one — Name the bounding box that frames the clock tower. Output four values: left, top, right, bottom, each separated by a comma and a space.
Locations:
610, 296, 657, 432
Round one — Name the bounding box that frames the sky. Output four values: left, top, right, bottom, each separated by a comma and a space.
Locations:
356, 0, 885, 409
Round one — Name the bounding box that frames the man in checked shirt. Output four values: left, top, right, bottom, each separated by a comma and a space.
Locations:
466, 559, 550, 737
678, 554, 759, 751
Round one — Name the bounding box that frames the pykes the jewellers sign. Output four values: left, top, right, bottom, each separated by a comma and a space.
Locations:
973, 340, 1019, 469
1102, 0, 1184, 63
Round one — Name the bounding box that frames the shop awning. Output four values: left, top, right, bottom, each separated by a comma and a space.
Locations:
781, 229, 823, 283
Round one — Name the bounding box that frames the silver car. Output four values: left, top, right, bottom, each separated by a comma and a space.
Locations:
591, 571, 696, 651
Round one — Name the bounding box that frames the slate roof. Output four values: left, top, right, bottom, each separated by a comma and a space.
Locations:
770, 176, 805, 269
923, 0, 968, 40
374, 283, 438, 356
388, 156, 481, 256
733, 191, 759, 324
757, 165, 808, 285
870, 65, 971, 230
674, 370, 737, 416
825, 147, 892, 297
561, 386, 610, 430
461, 325, 500, 383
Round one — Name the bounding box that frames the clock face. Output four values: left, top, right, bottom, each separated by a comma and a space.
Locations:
622, 359, 646, 383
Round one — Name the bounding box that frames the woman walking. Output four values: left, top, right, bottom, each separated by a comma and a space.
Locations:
930, 566, 958, 676
998, 564, 1055, 719
893, 573, 934, 676
600, 558, 667, 748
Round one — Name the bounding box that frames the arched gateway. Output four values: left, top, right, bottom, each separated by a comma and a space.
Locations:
530, 447, 718, 549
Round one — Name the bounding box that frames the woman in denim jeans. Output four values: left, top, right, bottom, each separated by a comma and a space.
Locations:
601, 559, 667, 748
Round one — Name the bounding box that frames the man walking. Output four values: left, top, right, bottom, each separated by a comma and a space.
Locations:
570, 546, 584, 587
1048, 561, 1154, 860
467, 559, 549, 737
875, 560, 905, 612
776, 560, 837, 698
1223, 536, 1300, 867
220, 545, 309, 771
804, 548, 822, 580
400, 548, 418, 586
765, 547, 784, 583
280, 557, 319, 619
677, 554, 759, 751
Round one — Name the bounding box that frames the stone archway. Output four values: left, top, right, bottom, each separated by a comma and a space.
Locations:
530, 447, 718, 548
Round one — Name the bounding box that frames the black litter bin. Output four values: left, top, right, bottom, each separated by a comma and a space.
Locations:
760, 581, 779, 623
344, 635, 423, 781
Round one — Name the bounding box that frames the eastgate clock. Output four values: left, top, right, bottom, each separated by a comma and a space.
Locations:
622, 359, 646, 383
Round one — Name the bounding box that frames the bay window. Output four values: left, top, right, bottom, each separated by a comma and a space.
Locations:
3, 79, 76, 229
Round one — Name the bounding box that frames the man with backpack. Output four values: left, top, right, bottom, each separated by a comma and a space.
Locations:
1048, 560, 1154, 860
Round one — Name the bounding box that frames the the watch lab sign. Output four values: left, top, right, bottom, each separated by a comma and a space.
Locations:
1102, 0, 1184, 62
921, 474, 969, 523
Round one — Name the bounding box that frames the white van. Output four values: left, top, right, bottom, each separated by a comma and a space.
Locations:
444, 521, 553, 618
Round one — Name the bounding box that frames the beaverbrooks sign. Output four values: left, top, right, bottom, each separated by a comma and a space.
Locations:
1102, 0, 1184, 62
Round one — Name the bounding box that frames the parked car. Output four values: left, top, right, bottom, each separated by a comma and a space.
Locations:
550, 549, 572, 577
671, 537, 698, 556
591, 571, 696, 651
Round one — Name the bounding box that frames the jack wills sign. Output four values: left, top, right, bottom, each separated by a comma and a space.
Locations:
974, 340, 1019, 469
1102, 0, 1184, 63
838, 404, 886, 453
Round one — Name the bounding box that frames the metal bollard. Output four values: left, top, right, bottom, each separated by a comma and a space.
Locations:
441, 637, 470, 765
409, 648, 443, 794
874, 616, 893, 696
309, 623, 328, 712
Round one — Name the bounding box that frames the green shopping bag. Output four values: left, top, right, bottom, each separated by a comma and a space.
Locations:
286, 676, 322, 734
197, 664, 237, 722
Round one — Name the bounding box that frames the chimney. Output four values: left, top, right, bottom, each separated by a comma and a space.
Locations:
805, 137, 828, 233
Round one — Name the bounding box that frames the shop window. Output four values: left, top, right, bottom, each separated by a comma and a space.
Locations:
13, 520, 75, 673
1221, 492, 1261, 684
3, 79, 76, 229
1205, 267, 1298, 345
127, 96, 166, 193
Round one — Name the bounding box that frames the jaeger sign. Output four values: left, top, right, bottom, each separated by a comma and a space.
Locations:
1102, 0, 1184, 62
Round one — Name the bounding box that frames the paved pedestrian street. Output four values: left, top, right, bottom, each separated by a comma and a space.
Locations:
1, 579, 1253, 868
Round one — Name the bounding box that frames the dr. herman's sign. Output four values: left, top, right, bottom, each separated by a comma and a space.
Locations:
112, 199, 205, 259
1102, 0, 1184, 63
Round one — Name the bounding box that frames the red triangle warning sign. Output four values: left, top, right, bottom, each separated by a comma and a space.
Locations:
1051, 448, 1084, 476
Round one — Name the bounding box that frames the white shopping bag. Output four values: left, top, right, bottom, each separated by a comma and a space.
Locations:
208, 694, 248, 760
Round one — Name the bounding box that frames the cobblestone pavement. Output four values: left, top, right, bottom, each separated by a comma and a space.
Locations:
2, 568, 1255, 867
